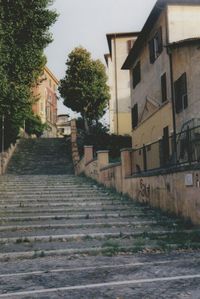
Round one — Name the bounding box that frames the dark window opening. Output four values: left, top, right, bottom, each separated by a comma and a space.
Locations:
132, 61, 141, 89
131, 103, 138, 129
174, 72, 188, 114
149, 27, 163, 64
161, 73, 167, 103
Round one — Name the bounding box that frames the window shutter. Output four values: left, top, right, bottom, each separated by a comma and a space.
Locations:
161, 73, 167, 103
132, 104, 138, 128
132, 61, 141, 89
182, 73, 188, 109
174, 72, 188, 114
149, 39, 155, 64
158, 27, 163, 54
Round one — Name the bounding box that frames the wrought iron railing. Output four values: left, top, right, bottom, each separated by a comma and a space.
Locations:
131, 125, 200, 175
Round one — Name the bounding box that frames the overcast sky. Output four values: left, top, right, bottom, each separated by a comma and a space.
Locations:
45, 0, 157, 114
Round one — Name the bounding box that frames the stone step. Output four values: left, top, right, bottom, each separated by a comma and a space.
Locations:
0, 211, 154, 219
0, 189, 106, 197
1, 227, 183, 243
0, 205, 152, 214
0, 220, 165, 233
0, 217, 147, 227
0, 198, 124, 205
0, 230, 199, 261
0, 223, 182, 239
0, 202, 146, 209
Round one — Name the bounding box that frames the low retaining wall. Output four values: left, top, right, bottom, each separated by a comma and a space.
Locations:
0, 140, 20, 175
70, 120, 200, 225
75, 144, 200, 225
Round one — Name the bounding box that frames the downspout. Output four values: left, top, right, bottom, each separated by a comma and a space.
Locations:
168, 50, 177, 163
165, 6, 177, 164
114, 34, 119, 135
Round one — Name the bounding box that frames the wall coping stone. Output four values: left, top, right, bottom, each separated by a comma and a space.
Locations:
126, 163, 200, 179
120, 148, 132, 152
97, 150, 109, 154
85, 158, 97, 167
100, 162, 121, 171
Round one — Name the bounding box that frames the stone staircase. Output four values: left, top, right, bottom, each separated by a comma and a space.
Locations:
0, 138, 200, 298
6, 138, 73, 175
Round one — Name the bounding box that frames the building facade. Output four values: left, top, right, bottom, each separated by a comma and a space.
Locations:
32, 66, 58, 137
105, 32, 139, 136
56, 114, 71, 137
122, 0, 200, 171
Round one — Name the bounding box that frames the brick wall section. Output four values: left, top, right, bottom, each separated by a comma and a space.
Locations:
71, 120, 200, 225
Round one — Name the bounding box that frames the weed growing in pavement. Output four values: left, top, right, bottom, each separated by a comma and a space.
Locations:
102, 240, 120, 256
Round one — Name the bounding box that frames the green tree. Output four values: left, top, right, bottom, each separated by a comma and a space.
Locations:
25, 111, 47, 138
59, 47, 110, 132
0, 0, 57, 149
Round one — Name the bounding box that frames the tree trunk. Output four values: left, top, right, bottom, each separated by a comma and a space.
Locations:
83, 115, 90, 134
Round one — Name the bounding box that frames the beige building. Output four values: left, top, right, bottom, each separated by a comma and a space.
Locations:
105, 32, 139, 136
122, 0, 200, 169
56, 114, 71, 137
33, 66, 59, 137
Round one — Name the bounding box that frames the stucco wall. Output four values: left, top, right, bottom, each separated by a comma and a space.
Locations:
107, 35, 137, 135
75, 145, 200, 226
132, 102, 173, 148
130, 10, 171, 116
130, 10, 173, 148
167, 5, 200, 43
112, 112, 132, 136
172, 44, 200, 132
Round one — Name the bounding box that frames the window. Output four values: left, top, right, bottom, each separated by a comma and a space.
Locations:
132, 61, 141, 88
149, 27, 163, 64
131, 103, 138, 129
161, 73, 167, 103
174, 72, 188, 114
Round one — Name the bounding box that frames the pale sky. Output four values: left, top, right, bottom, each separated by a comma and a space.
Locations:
45, 0, 157, 115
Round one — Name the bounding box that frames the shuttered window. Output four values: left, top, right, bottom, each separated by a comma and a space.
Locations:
149, 27, 163, 64
174, 73, 188, 114
161, 73, 167, 103
132, 61, 141, 89
131, 104, 138, 129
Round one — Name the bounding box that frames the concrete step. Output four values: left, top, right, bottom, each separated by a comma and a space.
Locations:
0, 223, 184, 239
0, 230, 199, 261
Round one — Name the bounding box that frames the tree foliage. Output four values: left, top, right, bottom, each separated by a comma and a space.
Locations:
25, 111, 47, 138
0, 0, 57, 148
59, 47, 110, 132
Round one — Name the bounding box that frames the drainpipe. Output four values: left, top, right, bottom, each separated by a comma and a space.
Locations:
114, 34, 119, 135
168, 48, 177, 164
